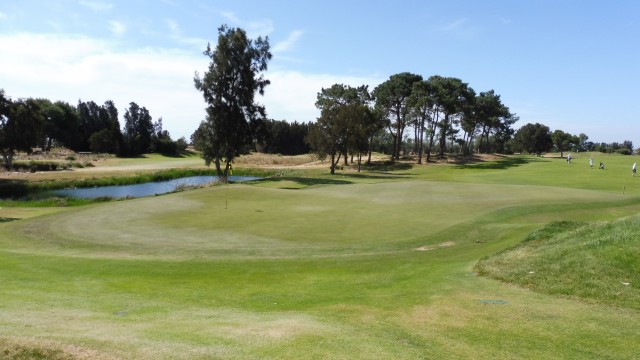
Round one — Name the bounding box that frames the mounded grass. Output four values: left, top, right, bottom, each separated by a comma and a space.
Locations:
476, 217, 640, 309
1, 152, 640, 359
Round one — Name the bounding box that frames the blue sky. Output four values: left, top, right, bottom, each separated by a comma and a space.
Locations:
1, 1, 639, 147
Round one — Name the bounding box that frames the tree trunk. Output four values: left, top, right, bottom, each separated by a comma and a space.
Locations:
387, 130, 398, 161
1, 151, 14, 171
357, 152, 362, 172
330, 152, 342, 175
438, 114, 448, 158
330, 153, 336, 175
417, 117, 425, 164
213, 157, 229, 183
395, 121, 402, 161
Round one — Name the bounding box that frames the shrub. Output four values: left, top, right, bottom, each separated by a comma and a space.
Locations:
616, 148, 632, 155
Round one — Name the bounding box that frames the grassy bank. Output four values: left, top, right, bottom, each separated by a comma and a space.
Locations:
476, 217, 640, 309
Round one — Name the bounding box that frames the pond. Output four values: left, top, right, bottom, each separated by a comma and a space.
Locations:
50, 175, 260, 199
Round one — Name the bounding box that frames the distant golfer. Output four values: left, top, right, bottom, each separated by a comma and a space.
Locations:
567, 153, 572, 163
633, 163, 637, 176
589, 157, 593, 169
600, 162, 605, 170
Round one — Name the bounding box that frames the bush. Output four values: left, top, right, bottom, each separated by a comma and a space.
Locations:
617, 148, 632, 155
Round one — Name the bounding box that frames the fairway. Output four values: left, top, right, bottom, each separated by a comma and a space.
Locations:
1, 155, 640, 359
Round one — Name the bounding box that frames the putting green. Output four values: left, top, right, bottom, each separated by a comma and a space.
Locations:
2, 180, 628, 260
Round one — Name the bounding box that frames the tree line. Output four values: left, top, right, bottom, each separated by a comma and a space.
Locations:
305, 73, 519, 173
511, 123, 634, 156
190, 25, 521, 177
0, 89, 187, 170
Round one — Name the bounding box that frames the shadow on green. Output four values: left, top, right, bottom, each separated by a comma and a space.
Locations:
257, 176, 354, 189
455, 155, 545, 170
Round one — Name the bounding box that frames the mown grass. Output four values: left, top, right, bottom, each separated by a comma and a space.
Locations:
1, 152, 640, 359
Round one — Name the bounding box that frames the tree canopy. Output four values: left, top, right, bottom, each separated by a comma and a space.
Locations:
513, 123, 553, 155
307, 84, 375, 174
373, 72, 423, 160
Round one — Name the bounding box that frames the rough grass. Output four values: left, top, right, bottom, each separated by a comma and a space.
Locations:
475, 216, 640, 309
1, 152, 640, 359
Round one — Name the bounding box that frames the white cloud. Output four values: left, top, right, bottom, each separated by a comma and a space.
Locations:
166, 19, 180, 34
220, 11, 273, 38
438, 18, 477, 41
262, 70, 383, 122
272, 30, 303, 54
441, 18, 467, 32
0, 11, 7, 20
165, 19, 207, 48
0, 32, 381, 140
78, 0, 113, 12
221, 11, 241, 25
109, 20, 126, 36
0, 33, 207, 139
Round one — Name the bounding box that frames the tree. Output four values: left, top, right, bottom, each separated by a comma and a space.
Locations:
513, 123, 552, 155
123, 102, 154, 156
469, 90, 514, 154
408, 80, 436, 164
577, 133, 589, 151
430, 76, 475, 158
259, 120, 310, 155
0, 94, 44, 170
551, 130, 575, 158
75, 100, 121, 153
40, 100, 81, 152
194, 24, 271, 180
307, 84, 373, 174
373, 72, 423, 160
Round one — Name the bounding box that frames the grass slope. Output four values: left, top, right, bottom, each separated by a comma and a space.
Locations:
476, 217, 640, 310
0, 153, 640, 359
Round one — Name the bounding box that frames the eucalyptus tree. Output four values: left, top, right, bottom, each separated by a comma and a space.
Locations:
373, 72, 423, 160
430, 76, 475, 158
194, 25, 271, 180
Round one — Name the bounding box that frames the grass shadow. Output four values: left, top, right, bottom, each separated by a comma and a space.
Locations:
257, 176, 354, 189
363, 161, 414, 172
337, 172, 412, 180
158, 150, 199, 159
454, 155, 545, 170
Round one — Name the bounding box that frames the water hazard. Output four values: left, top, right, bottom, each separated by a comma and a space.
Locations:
51, 175, 260, 199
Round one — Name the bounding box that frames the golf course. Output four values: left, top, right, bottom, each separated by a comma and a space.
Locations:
1, 152, 639, 359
